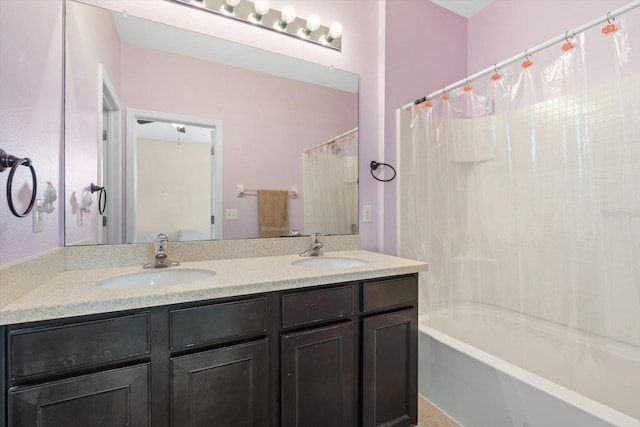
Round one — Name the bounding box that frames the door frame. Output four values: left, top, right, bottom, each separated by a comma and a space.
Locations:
125, 108, 223, 243
98, 65, 123, 244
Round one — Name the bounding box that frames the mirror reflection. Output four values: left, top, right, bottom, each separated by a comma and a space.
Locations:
64, 0, 358, 245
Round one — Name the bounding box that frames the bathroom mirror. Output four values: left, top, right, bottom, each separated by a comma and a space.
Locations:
64, 0, 358, 246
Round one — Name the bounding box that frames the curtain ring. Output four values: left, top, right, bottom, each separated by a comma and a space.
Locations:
607, 11, 614, 24
564, 30, 572, 42
493, 64, 499, 74
7, 158, 37, 218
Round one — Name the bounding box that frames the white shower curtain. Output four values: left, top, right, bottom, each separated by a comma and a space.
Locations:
303, 129, 358, 235
398, 12, 640, 420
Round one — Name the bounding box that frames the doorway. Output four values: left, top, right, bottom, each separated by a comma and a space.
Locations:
125, 109, 223, 243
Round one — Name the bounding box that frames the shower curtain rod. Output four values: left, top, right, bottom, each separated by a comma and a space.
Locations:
402, 0, 640, 110
304, 127, 359, 153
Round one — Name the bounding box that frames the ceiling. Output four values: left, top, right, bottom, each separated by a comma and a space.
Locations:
430, 0, 495, 18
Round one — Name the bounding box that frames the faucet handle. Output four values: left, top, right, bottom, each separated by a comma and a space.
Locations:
311, 232, 322, 242
155, 233, 169, 253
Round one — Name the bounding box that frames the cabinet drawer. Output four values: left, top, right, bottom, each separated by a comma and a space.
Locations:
282, 285, 354, 328
170, 297, 267, 349
361, 276, 417, 313
9, 313, 150, 381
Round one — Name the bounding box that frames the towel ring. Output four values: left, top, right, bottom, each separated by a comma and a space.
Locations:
91, 183, 107, 215
1, 149, 37, 218
370, 160, 396, 183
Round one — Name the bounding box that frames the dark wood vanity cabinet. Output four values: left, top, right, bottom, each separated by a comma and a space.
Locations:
1, 273, 418, 427
361, 276, 418, 427
279, 284, 357, 427
5, 313, 152, 427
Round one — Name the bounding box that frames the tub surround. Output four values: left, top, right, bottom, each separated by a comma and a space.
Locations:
0, 235, 426, 325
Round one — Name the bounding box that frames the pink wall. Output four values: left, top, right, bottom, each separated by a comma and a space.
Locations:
468, 0, 631, 73
382, 0, 468, 255
0, 1, 63, 266
120, 43, 356, 239
64, 0, 121, 245
3, 0, 635, 267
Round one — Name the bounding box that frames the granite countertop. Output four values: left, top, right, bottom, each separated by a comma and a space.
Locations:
0, 250, 426, 325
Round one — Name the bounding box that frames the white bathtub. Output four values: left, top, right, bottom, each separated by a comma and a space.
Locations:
418, 302, 640, 427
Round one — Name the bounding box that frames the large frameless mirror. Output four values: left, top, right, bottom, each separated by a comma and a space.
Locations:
64, 0, 359, 246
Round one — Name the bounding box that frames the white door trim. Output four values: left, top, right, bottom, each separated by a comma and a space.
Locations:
125, 108, 223, 243
98, 64, 123, 244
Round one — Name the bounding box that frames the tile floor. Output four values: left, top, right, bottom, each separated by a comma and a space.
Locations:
416, 395, 460, 427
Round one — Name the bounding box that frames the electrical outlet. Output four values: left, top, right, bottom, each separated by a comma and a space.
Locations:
363, 204, 372, 223
225, 208, 237, 220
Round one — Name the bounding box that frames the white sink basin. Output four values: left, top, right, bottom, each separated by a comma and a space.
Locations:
291, 257, 369, 269
96, 268, 215, 289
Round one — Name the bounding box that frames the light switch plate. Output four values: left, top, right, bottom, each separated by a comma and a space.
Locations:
225, 208, 237, 220
363, 204, 372, 223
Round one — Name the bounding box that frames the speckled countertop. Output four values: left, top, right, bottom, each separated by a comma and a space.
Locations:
0, 250, 426, 325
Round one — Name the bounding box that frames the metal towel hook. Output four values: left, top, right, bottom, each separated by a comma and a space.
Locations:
0, 148, 37, 217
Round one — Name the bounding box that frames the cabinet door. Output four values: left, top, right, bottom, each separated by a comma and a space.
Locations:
8, 364, 149, 427
362, 309, 417, 427
281, 322, 354, 427
171, 339, 268, 427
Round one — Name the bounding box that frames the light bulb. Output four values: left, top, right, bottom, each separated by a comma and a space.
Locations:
249, 0, 270, 23
306, 13, 321, 31
321, 22, 343, 45
275, 5, 296, 30
222, 0, 240, 15
254, 0, 270, 15
281, 5, 296, 24
328, 22, 343, 39
298, 13, 321, 38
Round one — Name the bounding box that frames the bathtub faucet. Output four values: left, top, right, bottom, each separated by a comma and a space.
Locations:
144, 233, 180, 268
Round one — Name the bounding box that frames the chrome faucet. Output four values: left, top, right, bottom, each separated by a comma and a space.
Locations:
300, 233, 323, 257
144, 233, 180, 268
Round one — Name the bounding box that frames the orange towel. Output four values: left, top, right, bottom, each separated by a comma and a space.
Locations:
258, 190, 289, 238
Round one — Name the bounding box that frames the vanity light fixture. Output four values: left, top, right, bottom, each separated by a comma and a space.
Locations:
298, 13, 321, 38
171, 0, 343, 51
249, 0, 270, 23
